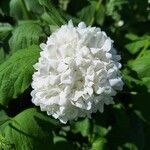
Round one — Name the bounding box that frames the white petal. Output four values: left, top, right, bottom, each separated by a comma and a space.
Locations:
31, 20, 123, 123
101, 38, 112, 51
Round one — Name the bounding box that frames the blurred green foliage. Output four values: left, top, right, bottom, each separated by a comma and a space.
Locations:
0, 0, 150, 149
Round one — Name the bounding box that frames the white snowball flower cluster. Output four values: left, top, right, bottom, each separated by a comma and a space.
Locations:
31, 21, 123, 123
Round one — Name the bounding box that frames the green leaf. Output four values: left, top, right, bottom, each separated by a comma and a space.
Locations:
77, 0, 105, 26
53, 136, 73, 150
132, 90, 150, 123
106, 0, 127, 21
129, 51, 150, 91
77, 1, 96, 25
125, 34, 150, 54
125, 39, 149, 54
9, 21, 45, 52
0, 0, 10, 15
10, 0, 29, 19
0, 110, 11, 149
58, 0, 70, 11
93, 125, 111, 138
41, 12, 60, 28
10, 0, 43, 20
129, 51, 150, 78
142, 77, 150, 92
122, 70, 142, 89
108, 104, 131, 143
1, 108, 59, 150
0, 45, 40, 105
24, 0, 43, 15
0, 48, 6, 64
71, 118, 90, 137
39, 0, 66, 26
0, 134, 14, 150
125, 33, 139, 41
107, 104, 145, 150
91, 138, 108, 150
123, 142, 138, 150
0, 110, 10, 127
0, 23, 13, 40
95, 5, 105, 26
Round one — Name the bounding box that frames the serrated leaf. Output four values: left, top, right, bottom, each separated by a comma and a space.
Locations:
0, 110, 11, 149
1, 108, 59, 150
0, 45, 40, 105
9, 21, 45, 52
0, 134, 14, 150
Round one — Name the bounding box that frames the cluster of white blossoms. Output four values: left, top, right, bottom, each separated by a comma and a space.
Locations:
31, 21, 123, 123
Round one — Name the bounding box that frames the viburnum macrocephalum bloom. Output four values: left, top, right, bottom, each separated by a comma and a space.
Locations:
31, 21, 123, 123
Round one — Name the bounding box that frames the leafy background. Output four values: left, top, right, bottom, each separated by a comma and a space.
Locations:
0, 0, 150, 149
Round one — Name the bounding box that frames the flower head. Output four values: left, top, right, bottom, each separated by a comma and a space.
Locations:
31, 21, 123, 123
